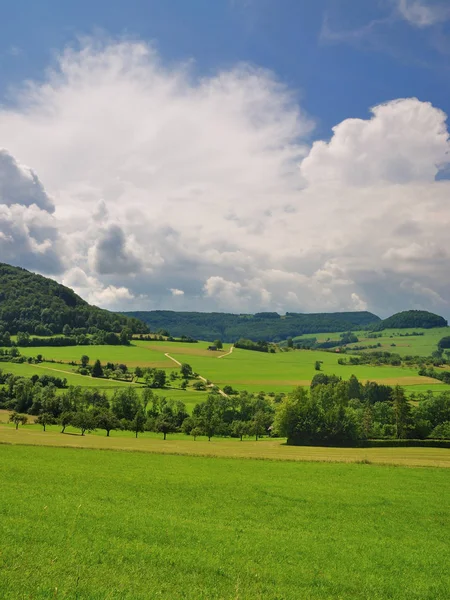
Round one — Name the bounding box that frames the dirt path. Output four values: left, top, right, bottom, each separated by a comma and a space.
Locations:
218, 345, 234, 359
165, 353, 229, 398
164, 353, 182, 366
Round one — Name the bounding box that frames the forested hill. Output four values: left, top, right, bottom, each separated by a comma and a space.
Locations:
374, 310, 447, 330
122, 310, 380, 342
0, 263, 148, 336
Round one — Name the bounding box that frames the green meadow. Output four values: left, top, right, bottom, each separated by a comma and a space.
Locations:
2, 328, 450, 398
1, 444, 449, 599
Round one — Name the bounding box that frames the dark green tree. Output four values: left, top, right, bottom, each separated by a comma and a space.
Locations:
92, 359, 104, 378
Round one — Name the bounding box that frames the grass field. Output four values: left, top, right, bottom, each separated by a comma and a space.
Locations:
2, 332, 450, 398
1, 444, 449, 599
158, 345, 448, 394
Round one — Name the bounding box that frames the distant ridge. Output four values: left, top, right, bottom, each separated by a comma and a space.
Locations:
374, 310, 447, 331
122, 310, 380, 343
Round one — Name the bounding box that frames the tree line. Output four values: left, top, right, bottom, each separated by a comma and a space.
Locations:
122, 310, 380, 343
3, 369, 450, 443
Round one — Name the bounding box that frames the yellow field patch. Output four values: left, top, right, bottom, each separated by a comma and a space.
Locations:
365, 376, 440, 386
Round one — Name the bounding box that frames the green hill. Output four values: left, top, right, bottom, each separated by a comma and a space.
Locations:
122, 310, 380, 342
0, 263, 148, 336
374, 310, 447, 331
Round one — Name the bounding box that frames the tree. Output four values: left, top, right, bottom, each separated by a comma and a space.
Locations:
36, 412, 54, 432
213, 339, 223, 350
154, 412, 177, 440
58, 411, 74, 433
62, 324, 72, 336
180, 363, 193, 379
130, 408, 146, 438
180, 380, 188, 390
392, 385, 410, 438
190, 426, 203, 441
119, 327, 132, 345
96, 410, 120, 436
231, 420, 248, 441
81, 355, 90, 368
135, 366, 143, 379
92, 359, 104, 378
251, 410, 270, 440
111, 388, 140, 421
287, 338, 294, 348
71, 411, 96, 436
314, 361, 322, 371
152, 370, 166, 388
9, 412, 28, 430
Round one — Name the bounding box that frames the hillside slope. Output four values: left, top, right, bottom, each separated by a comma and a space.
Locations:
375, 310, 447, 330
123, 310, 380, 342
0, 263, 148, 335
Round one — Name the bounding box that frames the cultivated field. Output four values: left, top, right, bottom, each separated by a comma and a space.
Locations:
1, 444, 449, 599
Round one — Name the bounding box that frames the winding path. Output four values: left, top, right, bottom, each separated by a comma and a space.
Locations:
165, 352, 229, 398
218, 345, 234, 359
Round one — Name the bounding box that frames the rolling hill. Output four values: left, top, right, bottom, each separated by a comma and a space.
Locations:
374, 310, 447, 331
0, 263, 148, 336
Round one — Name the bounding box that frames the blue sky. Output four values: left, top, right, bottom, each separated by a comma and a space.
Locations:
1, 0, 449, 139
0, 0, 449, 317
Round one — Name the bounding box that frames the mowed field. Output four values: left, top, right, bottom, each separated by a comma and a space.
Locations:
1, 443, 449, 599
2, 332, 450, 397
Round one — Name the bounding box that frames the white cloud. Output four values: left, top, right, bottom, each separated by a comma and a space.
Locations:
0, 38, 450, 318
170, 288, 185, 296
300, 98, 449, 185
62, 267, 134, 308
395, 0, 450, 27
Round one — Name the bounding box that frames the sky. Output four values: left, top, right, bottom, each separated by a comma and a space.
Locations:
0, 0, 449, 318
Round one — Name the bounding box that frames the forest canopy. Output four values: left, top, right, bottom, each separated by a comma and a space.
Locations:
0, 263, 148, 336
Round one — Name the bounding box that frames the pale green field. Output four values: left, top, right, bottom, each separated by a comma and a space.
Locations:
16, 343, 176, 367
295, 327, 450, 357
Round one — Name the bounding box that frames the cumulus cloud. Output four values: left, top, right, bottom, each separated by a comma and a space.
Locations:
0, 38, 450, 317
62, 267, 134, 308
0, 148, 62, 273
300, 99, 449, 185
89, 224, 143, 275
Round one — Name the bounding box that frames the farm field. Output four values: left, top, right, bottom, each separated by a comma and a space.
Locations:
1, 422, 450, 467
158, 345, 446, 394
2, 330, 450, 397
1, 444, 449, 599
